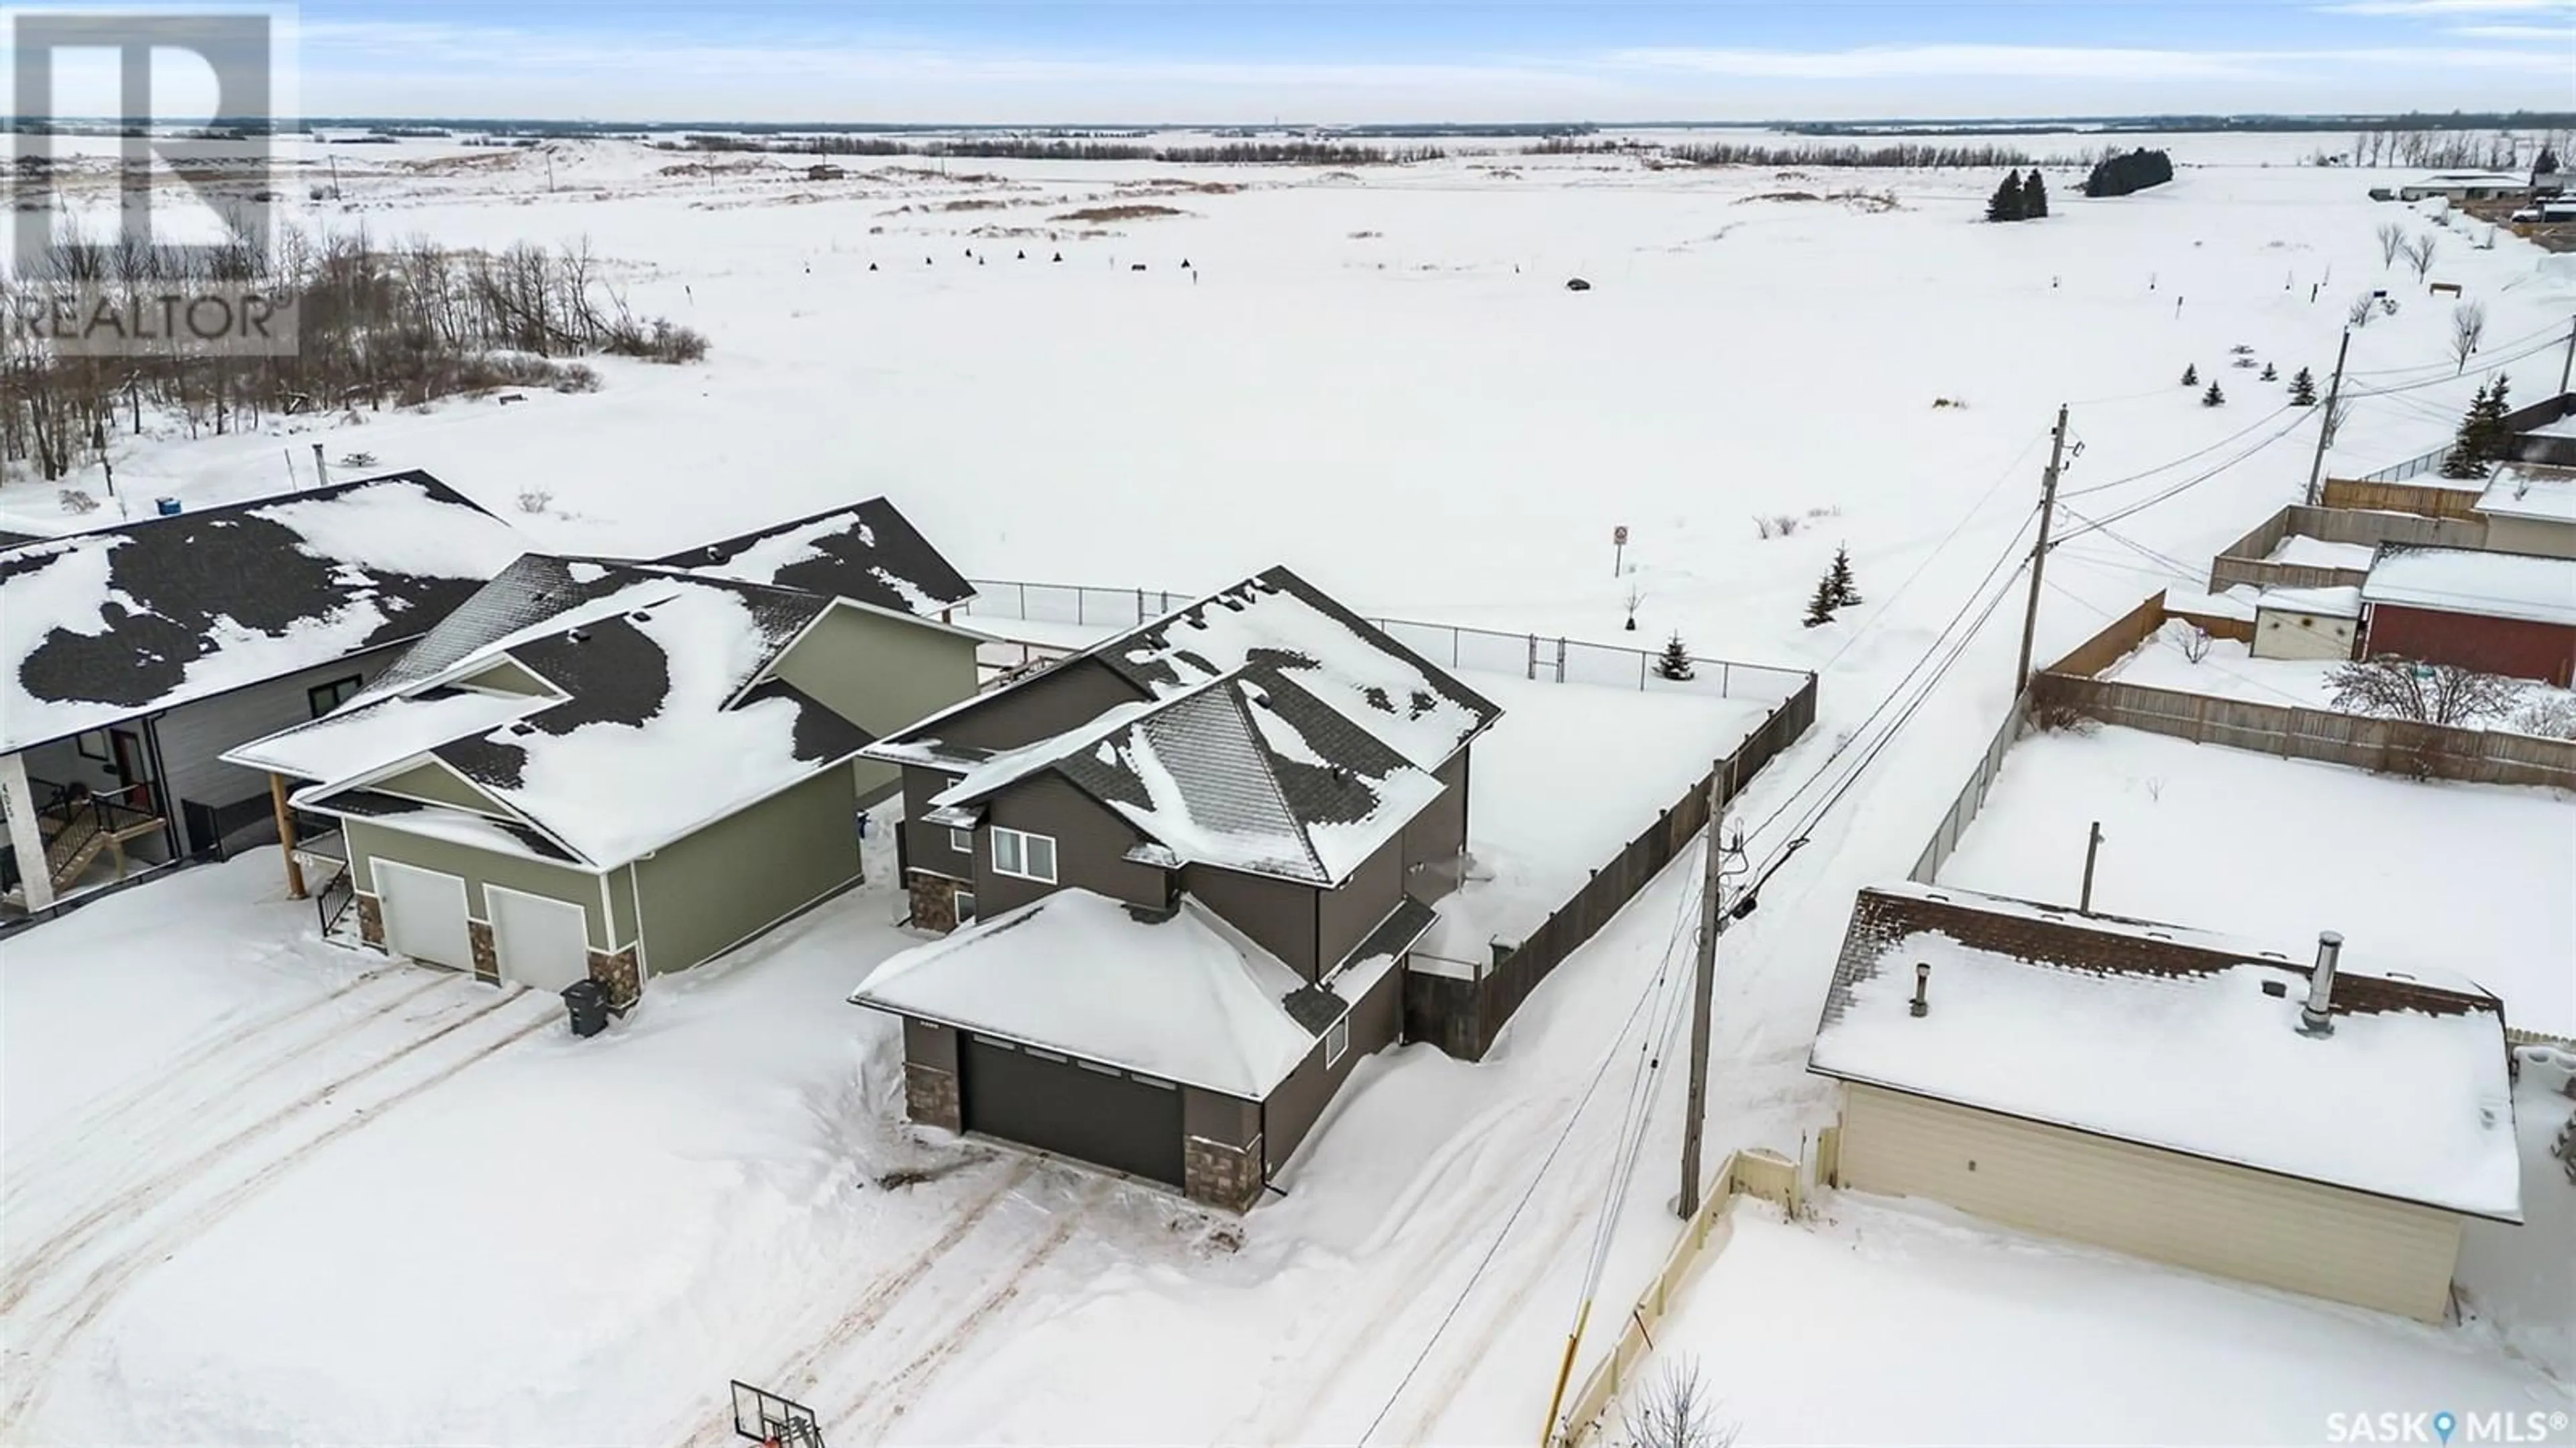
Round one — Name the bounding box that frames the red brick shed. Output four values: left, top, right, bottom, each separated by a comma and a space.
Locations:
2359, 547, 2576, 687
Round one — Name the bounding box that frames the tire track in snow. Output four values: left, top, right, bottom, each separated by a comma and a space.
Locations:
0, 984, 533, 1315
0, 996, 559, 1436
677, 1156, 1040, 1448
824, 1180, 1102, 1445
3, 970, 451, 1221
1380, 1188, 1595, 1445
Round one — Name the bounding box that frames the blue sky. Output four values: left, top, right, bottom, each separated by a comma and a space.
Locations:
274, 0, 2575, 122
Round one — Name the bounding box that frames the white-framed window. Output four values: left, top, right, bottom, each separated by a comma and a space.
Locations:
1325, 1015, 1350, 1068
991, 827, 1057, 883
949, 827, 972, 854
955, 888, 977, 925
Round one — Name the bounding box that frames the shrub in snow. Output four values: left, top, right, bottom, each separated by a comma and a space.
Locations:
2327, 655, 2524, 727
2290, 367, 2318, 405
518, 488, 553, 515
1754, 513, 1801, 540
57, 488, 99, 515
2180, 364, 2198, 386
2510, 694, 2576, 741
1620, 1359, 1737, 1448
1656, 632, 1696, 681
1802, 575, 1838, 628
1827, 545, 1863, 607
2201, 381, 2226, 407
2178, 624, 2212, 663
2260, 362, 2278, 381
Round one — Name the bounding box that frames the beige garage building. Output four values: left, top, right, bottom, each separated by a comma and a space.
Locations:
1810, 884, 2520, 1324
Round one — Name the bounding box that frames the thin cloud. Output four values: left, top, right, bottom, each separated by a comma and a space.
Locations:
1605, 42, 2567, 80
2320, 0, 2575, 15
2445, 20, 2576, 34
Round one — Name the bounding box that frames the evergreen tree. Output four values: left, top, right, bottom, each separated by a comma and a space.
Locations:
1655, 632, 1695, 682
2465, 372, 2514, 461
2202, 381, 2226, 407
2181, 364, 2198, 386
1803, 575, 1839, 629
1827, 545, 1864, 607
2022, 168, 2049, 219
1986, 171, 2025, 223
2440, 378, 2498, 478
2081, 148, 2176, 199
2290, 366, 2318, 405
2260, 362, 2277, 381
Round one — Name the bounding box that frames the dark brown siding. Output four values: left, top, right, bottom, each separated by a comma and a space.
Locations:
2364, 604, 2576, 688
1318, 830, 1407, 972
978, 775, 1173, 917
904, 1015, 959, 1074
1183, 1086, 1260, 1149
1401, 747, 1470, 873
935, 659, 1148, 753
1261, 956, 1406, 1173
1183, 863, 1321, 977
901, 764, 973, 884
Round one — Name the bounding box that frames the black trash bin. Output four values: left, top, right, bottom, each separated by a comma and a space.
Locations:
562, 979, 608, 1038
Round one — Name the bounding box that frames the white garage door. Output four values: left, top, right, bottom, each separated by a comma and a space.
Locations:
375, 860, 473, 971
488, 885, 591, 991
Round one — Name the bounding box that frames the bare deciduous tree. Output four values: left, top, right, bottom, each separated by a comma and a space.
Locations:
2450, 301, 2487, 373
2328, 655, 2524, 726
2321, 391, 2354, 449
2402, 232, 2439, 282
2347, 293, 2377, 329
2179, 625, 2213, 663
1620, 1359, 1737, 1448
2376, 221, 2408, 267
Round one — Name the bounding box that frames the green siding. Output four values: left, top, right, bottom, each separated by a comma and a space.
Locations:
606, 864, 639, 946
371, 762, 505, 813
773, 605, 979, 749
345, 819, 610, 949
633, 768, 860, 974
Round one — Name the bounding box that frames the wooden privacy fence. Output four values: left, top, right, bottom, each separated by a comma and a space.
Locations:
2204, 504, 2487, 596
1403, 675, 1819, 1061
2318, 476, 2486, 519
2029, 672, 2576, 791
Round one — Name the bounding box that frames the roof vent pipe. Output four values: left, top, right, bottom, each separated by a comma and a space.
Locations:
1911, 962, 1931, 1018
2298, 931, 2343, 1037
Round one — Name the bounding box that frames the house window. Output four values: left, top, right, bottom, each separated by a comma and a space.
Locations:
949, 827, 972, 854
1326, 1015, 1350, 1068
955, 888, 977, 925
991, 827, 1057, 883
307, 674, 363, 719
74, 729, 111, 763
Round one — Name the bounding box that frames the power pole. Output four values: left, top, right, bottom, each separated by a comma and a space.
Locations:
2012, 405, 2072, 697
1677, 769, 1726, 1221
2304, 328, 2355, 507
2557, 312, 2575, 399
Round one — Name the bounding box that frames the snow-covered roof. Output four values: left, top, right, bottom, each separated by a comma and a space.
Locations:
657, 497, 973, 616
2254, 584, 2363, 619
849, 888, 1324, 1098
2362, 546, 2576, 629
2473, 466, 2576, 526
0, 473, 519, 753
1811, 884, 2520, 1221
262, 561, 879, 867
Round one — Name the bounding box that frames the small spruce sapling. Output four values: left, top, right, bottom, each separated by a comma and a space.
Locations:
2260, 362, 2277, 381
1656, 631, 1696, 681
1803, 574, 1839, 628
1827, 544, 1863, 607
2180, 364, 2198, 386
2289, 366, 2318, 405
2202, 380, 2226, 407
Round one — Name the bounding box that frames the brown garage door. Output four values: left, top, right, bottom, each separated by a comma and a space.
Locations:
960, 1034, 1183, 1186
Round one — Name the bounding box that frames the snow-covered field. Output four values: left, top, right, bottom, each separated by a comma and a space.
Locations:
1933, 724, 2576, 1035
7, 127, 2575, 1441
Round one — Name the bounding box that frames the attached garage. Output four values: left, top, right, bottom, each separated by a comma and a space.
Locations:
486, 884, 592, 991
960, 1034, 1184, 1186
1811, 884, 2521, 1325
374, 859, 474, 972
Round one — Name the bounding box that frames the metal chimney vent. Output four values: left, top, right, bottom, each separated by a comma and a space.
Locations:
2298, 931, 2343, 1037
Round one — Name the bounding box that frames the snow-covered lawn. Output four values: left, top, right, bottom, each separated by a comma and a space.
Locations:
1932, 724, 2576, 1035
1639, 1190, 2569, 1447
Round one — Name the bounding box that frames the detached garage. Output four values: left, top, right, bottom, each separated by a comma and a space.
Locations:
1810, 884, 2521, 1324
